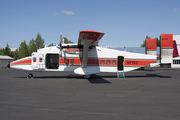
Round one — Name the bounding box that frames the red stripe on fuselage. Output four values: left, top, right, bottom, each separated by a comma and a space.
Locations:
60, 58, 117, 66
60, 58, 156, 67
10, 57, 156, 67
124, 60, 156, 66
10, 59, 31, 66
64, 49, 83, 51
64, 49, 91, 51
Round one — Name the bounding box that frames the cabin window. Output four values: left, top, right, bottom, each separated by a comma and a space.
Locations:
106, 60, 110, 64
112, 60, 116, 65
71, 59, 74, 63
101, 60, 104, 64
95, 59, 99, 64
39, 58, 43, 62
64, 59, 69, 64
33, 58, 36, 62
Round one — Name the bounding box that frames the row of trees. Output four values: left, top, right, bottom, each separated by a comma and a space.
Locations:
141, 36, 160, 47
0, 33, 74, 60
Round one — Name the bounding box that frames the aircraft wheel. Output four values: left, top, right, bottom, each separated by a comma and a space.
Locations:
84, 75, 91, 79
141, 67, 144, 70
28, 73, 33, 78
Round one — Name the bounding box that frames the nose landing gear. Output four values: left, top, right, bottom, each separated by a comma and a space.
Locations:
27, 73, 33, 78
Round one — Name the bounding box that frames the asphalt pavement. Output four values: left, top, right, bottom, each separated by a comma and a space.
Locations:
0, 68, 180, 120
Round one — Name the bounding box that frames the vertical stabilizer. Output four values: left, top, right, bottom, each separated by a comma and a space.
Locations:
160, 34, 173, 67
146, 38, 157, 55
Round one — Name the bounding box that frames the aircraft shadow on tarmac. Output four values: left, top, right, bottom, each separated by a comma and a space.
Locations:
15, 74, 171, 79
15, 75, 112, 84
125, 74, 172, 78
15, 74, 171, 84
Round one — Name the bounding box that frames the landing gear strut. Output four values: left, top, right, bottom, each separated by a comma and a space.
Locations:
83, 75, 91, 79
27, 73, 33, 78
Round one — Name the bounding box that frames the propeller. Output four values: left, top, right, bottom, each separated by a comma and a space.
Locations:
59, 33, 63, 57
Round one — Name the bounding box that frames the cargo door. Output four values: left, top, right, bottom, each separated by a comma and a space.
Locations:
46, 54, 59, 69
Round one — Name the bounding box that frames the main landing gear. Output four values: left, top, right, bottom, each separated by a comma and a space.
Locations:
27, 72, 33, 78
83, 75, 91, 79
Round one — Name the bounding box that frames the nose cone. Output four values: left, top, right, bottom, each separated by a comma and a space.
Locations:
7, 63, 10, 68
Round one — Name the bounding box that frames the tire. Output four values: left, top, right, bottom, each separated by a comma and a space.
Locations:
28, 73, 33, 78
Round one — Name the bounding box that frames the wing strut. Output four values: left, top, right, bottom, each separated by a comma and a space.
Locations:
78, 30, 105, 68
81, 39, 92, 68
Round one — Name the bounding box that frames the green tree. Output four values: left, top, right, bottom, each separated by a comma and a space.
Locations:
141, 36, 150, 47
141, 36, 160, 47
0, 48, 4, 55
63, 37, 74, 44
19, 40, 29, 58
28, 38, 37, 54
11, 49, 19, 60
35, 33, 45, 49
28, 33, 45, 54
3, 43, 11, 56
156, 37, 160, 47
48, 43, 55, 47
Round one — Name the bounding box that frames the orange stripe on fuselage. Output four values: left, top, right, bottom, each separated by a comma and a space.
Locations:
10, 59, 31, 66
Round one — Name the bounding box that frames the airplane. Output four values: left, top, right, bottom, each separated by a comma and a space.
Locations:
8, 30, 157, 78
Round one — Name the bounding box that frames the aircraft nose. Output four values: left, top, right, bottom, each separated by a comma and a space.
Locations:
7, 63, 10, 68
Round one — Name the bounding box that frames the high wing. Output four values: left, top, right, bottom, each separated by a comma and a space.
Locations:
78, 30, 104, 68
78, 30, 105, 47
74, 30, 105, 77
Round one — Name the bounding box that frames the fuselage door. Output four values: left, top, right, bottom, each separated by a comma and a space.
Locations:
46, 54, 59, 69
37, 54, 45, 69
31, 53, 38, 69
118, 56, 124, 71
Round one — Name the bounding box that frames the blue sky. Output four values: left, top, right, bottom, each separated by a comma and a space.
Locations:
0, 0, 180, 48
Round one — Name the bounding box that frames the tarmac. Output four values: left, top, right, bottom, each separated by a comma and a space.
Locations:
0, 68, 180, 120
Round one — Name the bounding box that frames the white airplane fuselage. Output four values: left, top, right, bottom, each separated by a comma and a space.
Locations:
10, 44, 157, 76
